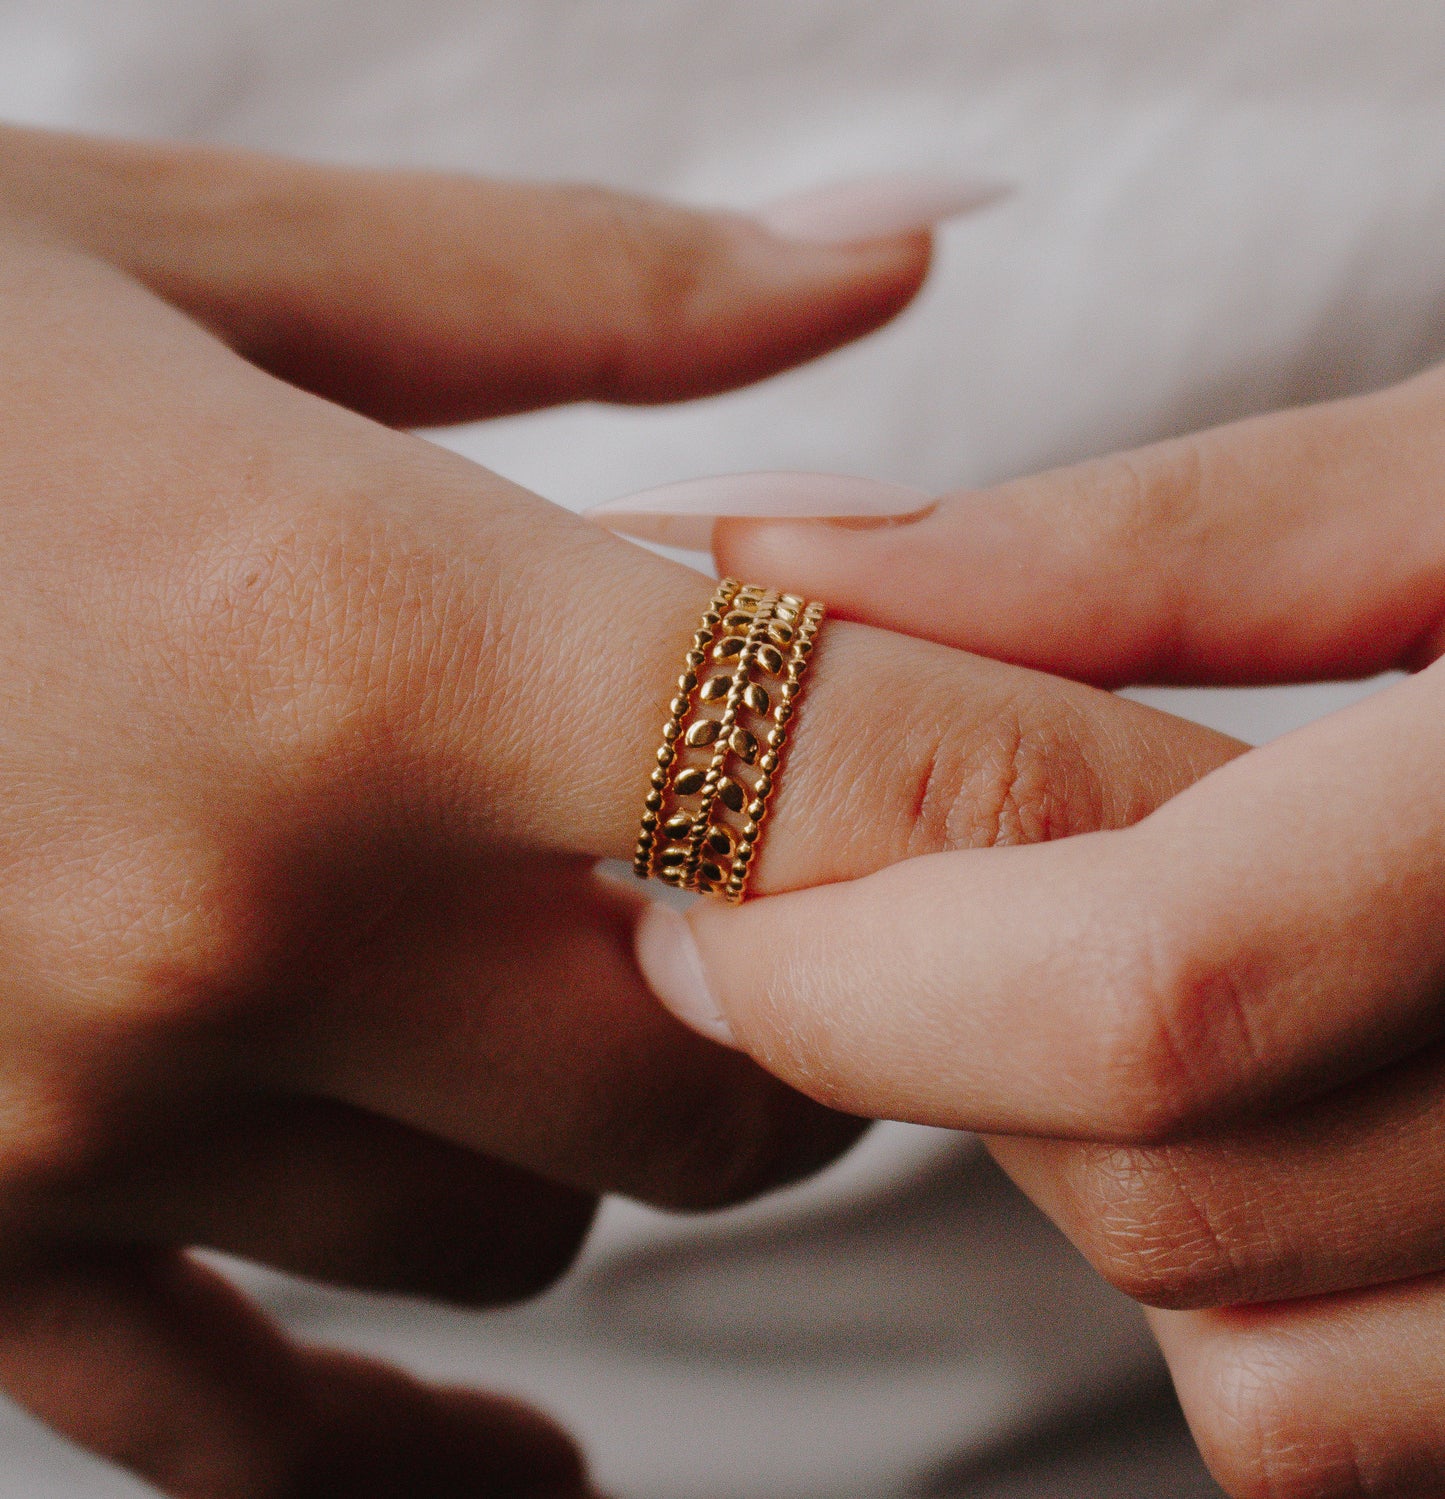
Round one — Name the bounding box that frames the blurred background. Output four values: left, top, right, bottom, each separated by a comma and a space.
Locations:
2, 2, 1439, 1493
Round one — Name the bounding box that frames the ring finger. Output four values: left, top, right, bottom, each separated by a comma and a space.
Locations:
260, 856, 864, 1210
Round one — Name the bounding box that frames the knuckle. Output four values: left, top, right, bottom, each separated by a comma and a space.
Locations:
1092, 924, 1264, 1142
1193, 1339, 1376, 1499
1068, 439, 1209, 558
566, 187, 722, 399
1056, 440, 1210, 670
905, 690, 1108, 856
0, 840, 289, 1201
67, 827, 277, 1028
169, 492, 477, 773
1065, 1145, 1251, 1308
165, 505, 358, 730
5, 803, 278, 1039
987, 697, 1107, 846
0, 807, 292, 1222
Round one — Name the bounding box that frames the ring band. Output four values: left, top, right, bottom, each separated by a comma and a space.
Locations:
636, 580, 825, 903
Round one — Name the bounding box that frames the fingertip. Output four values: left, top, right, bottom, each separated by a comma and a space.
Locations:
581, 508, 718, 550
302, 1349, 594, 1497
712, 489, 1086, 667
718, 170, 1014, 360
576, 214, 935, 408
712, 505, 945, 628
583, 472, 932, 552
677, 209, 937, 395
634, 900, 738, 1049
753, 172, 1013, 246
711, 513, 849, 590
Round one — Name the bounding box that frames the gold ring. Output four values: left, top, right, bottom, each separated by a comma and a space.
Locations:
636, 580, 825, 903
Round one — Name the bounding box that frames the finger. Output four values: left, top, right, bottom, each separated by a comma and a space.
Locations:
0, 250, 1244, 1212
259, 857, 866, 1211
703, 370, 1445, 685
302, 1349, 591, 1499
91, 359, 1244, 1177
652, 661, 1445, 1140
299, 458, 1244, 884
987, 1039, 1445, 1311
81, 1097, 595, 1306
0, 123, 942, 426
0, 1250, 590, 1498
1151, 1278, 1445, 1499
0, 250, 1240, 907
248, 525, 1240, 1201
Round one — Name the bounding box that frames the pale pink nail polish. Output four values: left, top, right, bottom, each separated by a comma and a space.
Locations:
582, 472, 935, 548
635, 902, 737, 1048
757, 173, 1011, 245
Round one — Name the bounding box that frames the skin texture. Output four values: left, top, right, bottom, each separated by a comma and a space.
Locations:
698, 376, 1445, 1499
0, 126, 1243, 1496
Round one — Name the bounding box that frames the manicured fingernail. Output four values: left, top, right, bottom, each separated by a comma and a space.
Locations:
582, 472, 935, 548
634, 902, 736, 1049
757, 172, 1011, 245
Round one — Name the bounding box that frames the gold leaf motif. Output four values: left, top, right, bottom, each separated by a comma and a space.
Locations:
755, 644, 785, 675
705, 825, 736, 857
729, 726, 759, 764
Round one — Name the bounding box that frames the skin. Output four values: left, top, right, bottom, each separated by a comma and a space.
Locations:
699, 375, 1445, 1499
0, 126, 1241, 1496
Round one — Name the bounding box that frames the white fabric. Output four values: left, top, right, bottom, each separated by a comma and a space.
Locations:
1, 2, 1441, 1494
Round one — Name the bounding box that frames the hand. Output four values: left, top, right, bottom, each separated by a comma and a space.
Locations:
0, 127, 1238, 1495
625, 377, 1445, 1499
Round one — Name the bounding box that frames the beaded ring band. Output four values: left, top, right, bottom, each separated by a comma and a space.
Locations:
635, 580, 825, 903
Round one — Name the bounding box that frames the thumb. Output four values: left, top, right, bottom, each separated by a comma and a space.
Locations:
0, 124, 999, 426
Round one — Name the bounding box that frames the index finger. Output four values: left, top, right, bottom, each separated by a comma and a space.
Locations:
0, 123, 939, 427
705, 373, 1445, 687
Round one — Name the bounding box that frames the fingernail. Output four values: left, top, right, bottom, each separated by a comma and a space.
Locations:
582, 472, 935, 548
756, 172, 1011, 245
634, 902, 736, 1049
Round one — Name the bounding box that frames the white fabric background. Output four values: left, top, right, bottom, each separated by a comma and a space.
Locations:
0, 2, 1442, 1494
